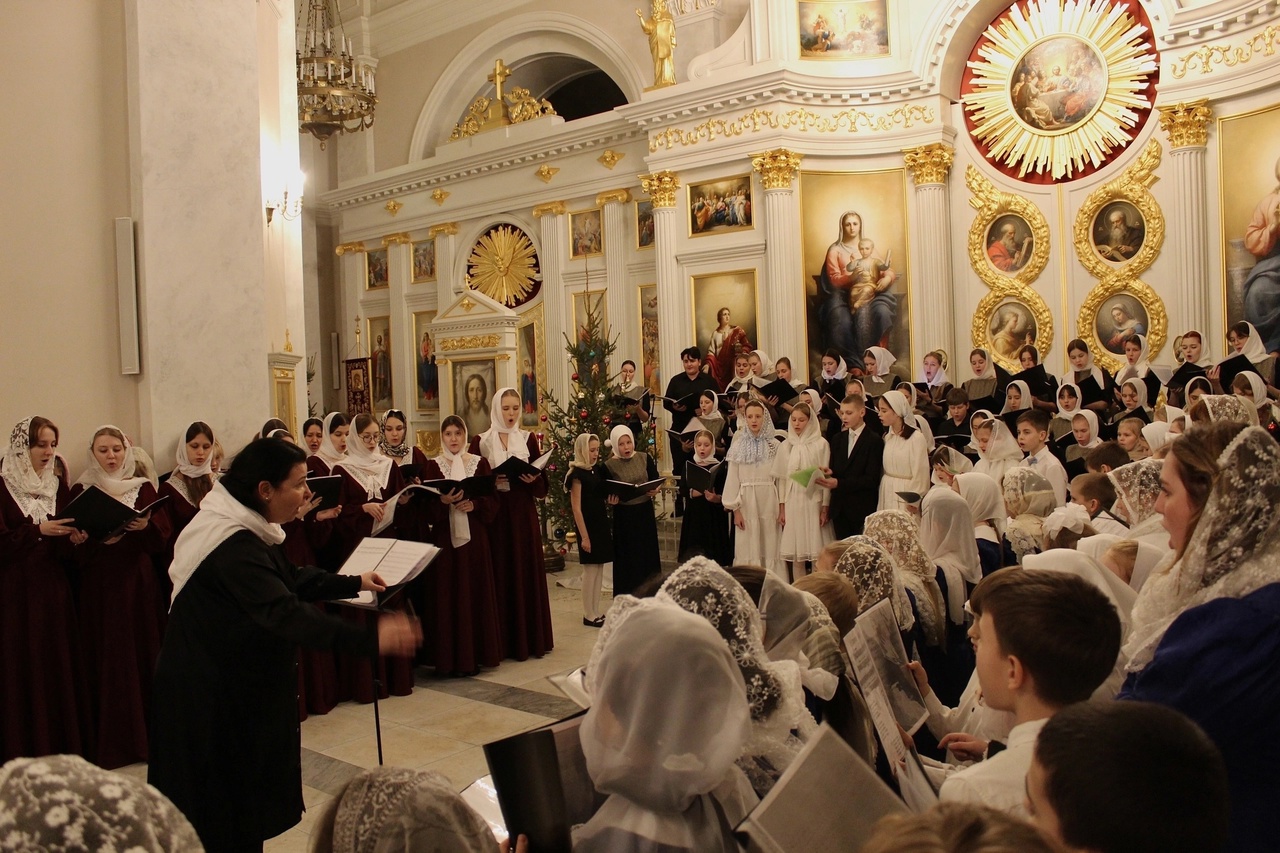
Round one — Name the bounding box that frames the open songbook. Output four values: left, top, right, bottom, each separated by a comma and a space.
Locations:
754, 377, 800, 403
611, 385, 650, 406
303, 475, 342, 514
684, 460, 725, 493
61, 486, 169, 540
368, 477, 496, 536
491, 450, 553, 480
604, 477, 666, 502
336, 537, 440, 608
735, 724, 908, 853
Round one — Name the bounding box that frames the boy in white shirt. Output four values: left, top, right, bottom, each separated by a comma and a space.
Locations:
1068, 473, 1129, 536
1016, 409, 1068, 506
938, 569, 1121, 817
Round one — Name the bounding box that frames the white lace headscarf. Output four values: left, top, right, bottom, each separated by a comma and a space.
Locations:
955, 471, 1006, 540
75, 425, 152, 508
863, 510, 945, 646
1000, 380, 1033, 415
725, 413, 778, 466
657, 558, 815, 765
336, 421, 394, 500
1200, 394, 1259, 426
316, 412, 348, 469
327, 767, 495, 853
1055, 382, 1083, 422
436, 422, 479, 548
2, 417, 59, 523
833, 536, 915, 633
864, 347, 896, 378
1124, 427, 1280, 672
0, 755, 201, 852
1108, 459, 1164, 532
919, 488, 983, 622
477, 387, 530, 465
1116, 334, 1152, 384
578, 597, 751, 853
1002, 467, 1057, 561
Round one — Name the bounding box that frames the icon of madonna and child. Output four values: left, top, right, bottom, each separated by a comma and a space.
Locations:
813, 210, 901, 374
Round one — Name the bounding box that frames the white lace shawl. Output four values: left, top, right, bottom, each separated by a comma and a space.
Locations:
2, 417, 58, 523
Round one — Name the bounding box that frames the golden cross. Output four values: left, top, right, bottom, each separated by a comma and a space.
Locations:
488, 58, 512, 101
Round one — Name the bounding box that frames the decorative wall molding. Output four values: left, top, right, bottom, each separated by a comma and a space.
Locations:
647, 105, 937, 153
439, 333, 502, 351
595, 189, 633, 205
1168, 25, 1280, 78
639, 171, 681, 208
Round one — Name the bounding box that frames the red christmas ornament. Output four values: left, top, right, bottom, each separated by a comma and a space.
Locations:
571, 372, 580, 381
579, 409, 588, 419
540, 414, 547, 422
602, 415, 611, 425
558, 546, 568, 556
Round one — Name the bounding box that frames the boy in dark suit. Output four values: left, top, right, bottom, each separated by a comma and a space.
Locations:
815, 394, 884, 538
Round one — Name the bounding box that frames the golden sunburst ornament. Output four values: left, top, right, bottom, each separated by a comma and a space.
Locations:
963, 0, 1158, 180
466, 225, 541, 308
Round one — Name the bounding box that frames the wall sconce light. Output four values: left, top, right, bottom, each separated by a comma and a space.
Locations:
266, 170, 306, 225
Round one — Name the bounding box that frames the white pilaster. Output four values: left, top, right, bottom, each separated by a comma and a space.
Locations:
600, 191, 636, 365
752, 150, 807, 383
537, 205, 571, 401
903, 143, 957, 366
1159, 102, 1214, 336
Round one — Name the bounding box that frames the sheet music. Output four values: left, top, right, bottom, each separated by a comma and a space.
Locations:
338, 538, 439, 605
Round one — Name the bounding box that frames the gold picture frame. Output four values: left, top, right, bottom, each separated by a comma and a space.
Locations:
365, 247, 389, 290
688, 175, 754, 237
366, 315, 394, 418
692, 269, 760, 389
965, 166, 1051, 287
415, 429, 440, 457
798, 0, 891, 60
516, 302, 547, 428
635, 199, 655, 249
972, 293, 1054, 373
569, 208, 603, 259
411, 310, 439, 415
411, 239, 437, 283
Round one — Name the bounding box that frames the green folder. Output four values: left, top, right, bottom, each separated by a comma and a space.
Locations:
789, 466, 820, 488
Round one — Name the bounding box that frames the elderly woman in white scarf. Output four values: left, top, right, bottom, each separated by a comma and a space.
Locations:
1119, 422, 1280, 852
472, 387, 554, 660
0, 415, 86, 761
577, 595, 753, 853
418, 414, 502, 677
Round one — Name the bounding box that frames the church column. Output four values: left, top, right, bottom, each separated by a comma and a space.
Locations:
534, 202, 570, 400
429, 222, 460, 302
598, 189, 635, 362
124, 0, 270, 452
903, 143, 957, 365
751, 149, 806, 382
640, 171, 685, 409
1158, 101, 1214, 336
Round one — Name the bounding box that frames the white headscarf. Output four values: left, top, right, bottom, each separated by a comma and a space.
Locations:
863, 510, 946, 647
999, 380, 1033, 415
1116, 334, 1152, 384
436, 423, 478, 548
75, 425, 152, 507
1124, 427, 1280, 672
477, 387, 530, 465
833, 537, 916, 633
2, 417, 58, 523
919, 487, 983, 621
749, 350, 772, 377
864, 346, 896, 378
329, 767, 496, 853
578, 597, 751, 853
336, 423, 394, 500
971, 348, 997, 381
1055, 382, 1083, 422
801, 388, 822, 414
1200, 394, 1259, 426
820, 355, 848, 382
974, 418, 1023, 488
1141, 422, 1171, 453
955, 471, 1006, 540
1065, 343, 1107, 391
1073, 410, 1102, 448
922, 353, 950, 388
174, 422, 214, 479
608, 424, 635, 459
690, 429, 719, 466
1229, 321, 1268, 363
1235, 371, 1269, 411
1182, 330, 1214, 368
169, 481, 285, 605
880, 389, 911, 430
1120, 377, 1149, 412
316, 412, 348, 469
1002, 467, 1057, 561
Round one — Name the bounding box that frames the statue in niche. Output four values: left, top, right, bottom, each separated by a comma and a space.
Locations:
637, 0, 677, 89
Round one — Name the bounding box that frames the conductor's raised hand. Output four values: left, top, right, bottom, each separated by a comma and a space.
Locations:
360, 572, 388, 593
376, 612, 422, 657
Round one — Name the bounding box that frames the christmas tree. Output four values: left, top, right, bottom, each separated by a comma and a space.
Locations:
538, 298, 656, 557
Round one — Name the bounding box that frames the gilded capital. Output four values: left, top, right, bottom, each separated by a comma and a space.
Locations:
903, 143, 955, 185
532, 201, 568, 218
1158, 100, 1213, 149
751, 149, 804, 190
596, 189, 633, 206
428, 222, 459, 238
335, 241, 367, 256
382, 232, 412, 247
639, 171, 681, 208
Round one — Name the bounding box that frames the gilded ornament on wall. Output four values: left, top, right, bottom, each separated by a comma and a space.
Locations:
1169, 24, 1280, 79
1072, 138, 1167, 372
1158, 100, 1213, 149
649, 105, 934, 152
466, 224, 542, 309
639, 171, 681, 208
439, 334, 502, 352
751, 149, 804, 190
962, 0, 1158, 181
903, 143, 954, 186
637, 0, 677, 89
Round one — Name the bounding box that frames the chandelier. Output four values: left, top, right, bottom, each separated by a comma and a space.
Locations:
296, 0, 376, 147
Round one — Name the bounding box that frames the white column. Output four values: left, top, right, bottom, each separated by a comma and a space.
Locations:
125, 0, 269, 454
599, 190, 635, 365
1159, 102, 1214, 336
536, 203, 571, 401
752, 150, 807, 382
430, 223, 461, 302
642, 172, 688, 403
904, 143, 957, 365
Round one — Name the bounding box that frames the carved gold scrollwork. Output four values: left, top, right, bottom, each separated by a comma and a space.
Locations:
1072, 138, 1168, 372
335, 241, 367, 256
428, 222, 459, 238
439, 334, 501, 352
595, 189, 633, 206
532, 201, 567, 218
1168, 26, 1280, 79
648, 105, 935, 153
965, 166, 1054, 372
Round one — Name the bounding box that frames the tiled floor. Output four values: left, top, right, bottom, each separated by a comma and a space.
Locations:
260, 564, 603, 852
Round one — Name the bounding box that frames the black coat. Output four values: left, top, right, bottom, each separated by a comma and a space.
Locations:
148, 530, 376, 851
827, 427, 885, 538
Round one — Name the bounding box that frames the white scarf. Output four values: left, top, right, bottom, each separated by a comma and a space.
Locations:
2, 417, 58, 523
75, 425, 151, 507
174, 423, 213, 479
1055, 382, 1083, 422
864, 346, 896, 378
316, 412, 348, 470
820, 356, 848, 382
1115, 334, 1152, 384
1064, 347, 1107, 391
922, 361, 950, 388
1232, 322, 1268, 364
1182, 330, 1214, 368
169, 482, 285, 605
436, 437, 478, 548
336, 430, 394, 500
971, 348, 996, 381
477, 387, 530, 465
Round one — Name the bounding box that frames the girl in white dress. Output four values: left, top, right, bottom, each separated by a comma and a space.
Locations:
771, 403, 832, 580
876, 389, 930, 512
723, 399, 782, 576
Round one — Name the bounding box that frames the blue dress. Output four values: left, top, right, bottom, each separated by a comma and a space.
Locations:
1119, 582, 1280, 853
